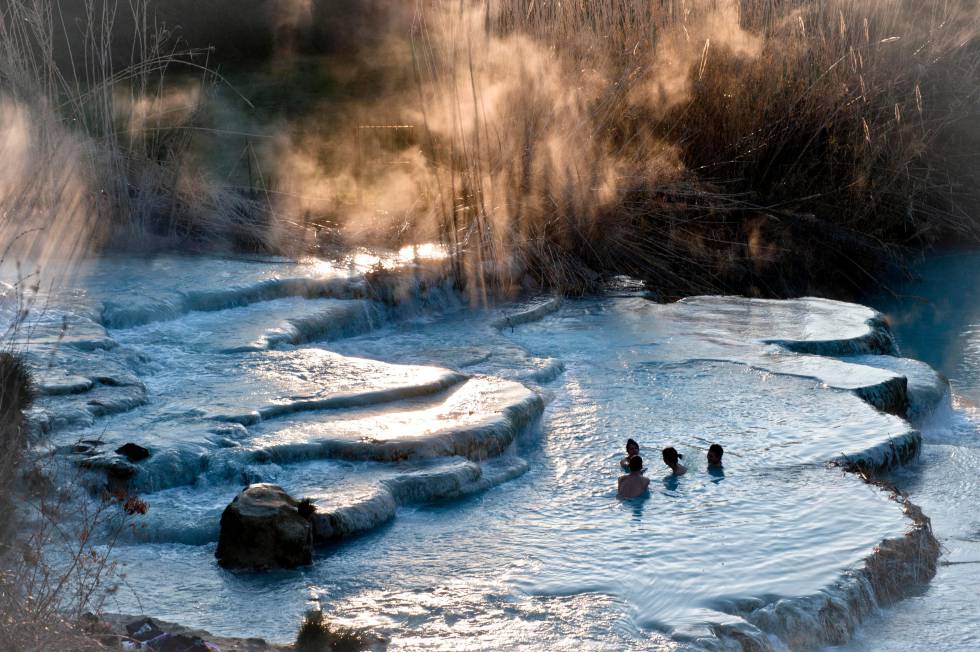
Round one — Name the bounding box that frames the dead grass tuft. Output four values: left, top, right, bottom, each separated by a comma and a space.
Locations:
295, 609, 370, 652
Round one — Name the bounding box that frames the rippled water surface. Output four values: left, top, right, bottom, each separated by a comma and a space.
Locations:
830, 253, 980, 651
4, 255, 948, 649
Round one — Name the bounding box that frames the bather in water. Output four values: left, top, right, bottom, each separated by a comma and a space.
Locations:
617, 455, 650, 499
620, 438, 640, 471
707, 443, 725, 480
662, 447, 687, 476
707, 443, 724, 468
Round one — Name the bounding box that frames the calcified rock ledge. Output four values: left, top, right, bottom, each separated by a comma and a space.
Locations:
701, 305, 946, 652
764, 313, 898, 357
310, 456, 532, 542
710, 493, 939, 652
114, 373, 542, 495
212, 370, 470, 426
16, 262, 952, 650
491, 296, 562, 330
237, 381, 542, 546
74, 287, 550, 544
28, 264, 551, 478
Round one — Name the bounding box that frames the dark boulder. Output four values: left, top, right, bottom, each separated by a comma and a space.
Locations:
215, 483, 313, 570
126, 616, 164, 642
78, 453, 137, 494
116, 442, 151, 462
147, 633, 212, 652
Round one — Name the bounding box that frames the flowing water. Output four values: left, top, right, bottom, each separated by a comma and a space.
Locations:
3, 254, 957, 650
828, 252, 980, 651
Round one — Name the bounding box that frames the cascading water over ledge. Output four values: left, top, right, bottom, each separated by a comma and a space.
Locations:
502, 294, 947, 652
7, 256, 953, 651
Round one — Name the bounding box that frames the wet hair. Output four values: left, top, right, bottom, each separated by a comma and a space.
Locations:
628, 455, 643, 472
626, 438, 639, 450
708, 444, 724, 460
662, 447, 683, 466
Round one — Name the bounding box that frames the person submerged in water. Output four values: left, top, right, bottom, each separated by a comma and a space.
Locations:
707, 443, 724, 468
662, 447, 687, 476
706, 443, 724, 480
618, 455, 650, 498
620, 438, 640, 471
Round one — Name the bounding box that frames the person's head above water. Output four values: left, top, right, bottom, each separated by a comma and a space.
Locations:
628, 455, 643, 473
707, 443, 724, 467
626, 438, 639, 457
662, 447, 683, 467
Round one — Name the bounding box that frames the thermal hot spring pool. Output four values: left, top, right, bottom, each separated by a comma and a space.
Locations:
6, 255, 950, 650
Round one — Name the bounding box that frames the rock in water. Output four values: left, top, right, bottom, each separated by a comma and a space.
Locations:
215, 483, 313, 569
116, 442, 151, 462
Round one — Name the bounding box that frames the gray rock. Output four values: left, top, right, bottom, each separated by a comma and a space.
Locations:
215, 483, 313, 570
81, 454, 137, 479
80, 454, 138, 494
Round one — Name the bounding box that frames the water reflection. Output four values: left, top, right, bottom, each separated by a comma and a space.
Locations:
662, 475, 681, 492
620, 493, 649, 523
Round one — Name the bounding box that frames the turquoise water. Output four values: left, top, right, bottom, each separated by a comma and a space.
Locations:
3, 256, 949, 650
829, 253, 980, 651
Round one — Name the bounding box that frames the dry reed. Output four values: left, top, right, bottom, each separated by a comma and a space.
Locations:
409, 0, 980, 299
8, 1, 978, 298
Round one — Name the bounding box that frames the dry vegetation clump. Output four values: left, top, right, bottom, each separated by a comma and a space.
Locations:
0, 0, 304, 263
657, 1, 980, 295
0, 276, 149, 649
4, 1, 980, 298
0, 434, 151, 647
408, 0, 980, 299
0, 351, 32, 547
295, 609, 370, 652
0, 349, 87, 650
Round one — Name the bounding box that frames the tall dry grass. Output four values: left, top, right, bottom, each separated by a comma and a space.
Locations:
0, 5, 191, 647
0, 268, 148, 649
0, 0, 303, 266
3, 0, 979, 294
407, 0, 980, 299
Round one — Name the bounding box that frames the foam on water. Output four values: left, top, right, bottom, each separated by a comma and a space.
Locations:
3, 255, 952, 650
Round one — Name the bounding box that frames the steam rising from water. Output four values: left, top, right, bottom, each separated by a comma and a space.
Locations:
230, 0, 766, 299
2, 0, 978, 297
273, 0, 314, 54
0, 0, 782, 299
636, 3, 762, 114
0, 100, 102, 279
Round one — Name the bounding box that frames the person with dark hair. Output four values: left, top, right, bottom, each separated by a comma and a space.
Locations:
706, 443, 725, 481
617, 455, 650, 498
619, 438, 640, 471
662, 447, 687, 476
707, 444, 724, 468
